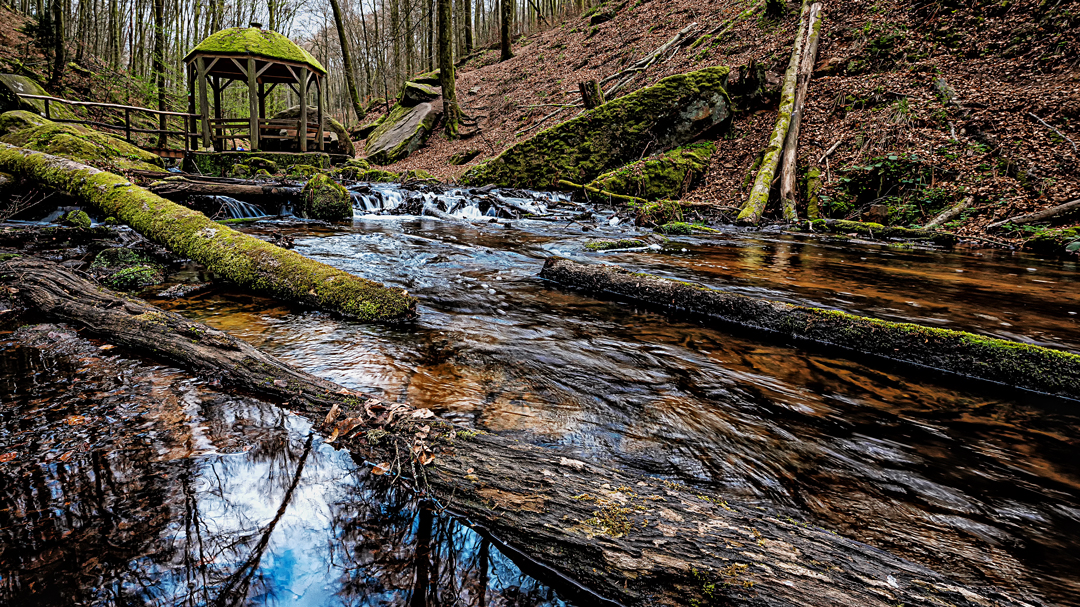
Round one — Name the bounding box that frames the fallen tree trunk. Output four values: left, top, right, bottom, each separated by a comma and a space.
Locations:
148, 175, 303, 200
778, 2, 824, 221
539, 256, 1080, 398
0, 144, 417, 322
987, 197, 1080, 230
802, 218, 957, 244
737, 0, 810, 225
0, 256, 1046, 607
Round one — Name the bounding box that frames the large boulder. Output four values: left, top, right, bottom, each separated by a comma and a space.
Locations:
300, 173, 352, 221
410, 69, 441, 85
586, 142, 715, 200
461, 67, 731, 188
364, 102, 440, 165
0, 74, 76, 120
0, 110, 163, 172
269, 106, 356, 157
400, 81, 440, 106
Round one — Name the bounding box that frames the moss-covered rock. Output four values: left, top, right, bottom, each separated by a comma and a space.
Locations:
0, 111, 163, 172
365, 102, 441, 165
401, 169, 437, 182
331, 158, 373, 180
584, 239, 646, 250
461, 67, 731, 188
356, 169, 400, 182
59, 209, 91, 228
448, 148, 482, 165
0, 74, 76, 120
587, 142, 715, 201
269, 106, 355, 157
104, 264, 163, 290
227, 163, 253, 178
0, 143, 416, 321
301, 173, 352, 221
400, 81, 441, 106
0, 110, 49, 137
188, 151, 329, 177
632, 199, 688, 226
802, 219, 956, 245
411, 69, 441, 85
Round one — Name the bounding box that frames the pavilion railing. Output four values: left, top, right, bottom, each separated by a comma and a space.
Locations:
18, 94, 200, 158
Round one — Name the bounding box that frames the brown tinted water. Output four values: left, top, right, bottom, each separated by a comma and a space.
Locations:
3, 215, 1080, 606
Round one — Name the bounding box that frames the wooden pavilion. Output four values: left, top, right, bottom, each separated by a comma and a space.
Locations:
184, 25, 327, 153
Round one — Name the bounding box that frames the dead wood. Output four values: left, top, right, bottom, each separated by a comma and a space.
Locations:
148, 176, 302, 199
987, 197, 1080, 230
0, 255, 1049, 607
923, 196, 973, 229
778, 2, 824, 221
578, 80, 606, 109
601, 22, 698, 99
539, 256, 1080, 399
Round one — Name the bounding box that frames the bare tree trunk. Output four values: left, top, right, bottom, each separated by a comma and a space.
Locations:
48, 0, 64, 87
438, 0, 461, 138
153, 0, 166, 148
463, 0, 473, 54
329, 0, 366, 122
499, 0, 512, 60
778, 1, 823, 222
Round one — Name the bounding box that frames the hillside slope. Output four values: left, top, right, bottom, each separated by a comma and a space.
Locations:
383, 0, 1079, 244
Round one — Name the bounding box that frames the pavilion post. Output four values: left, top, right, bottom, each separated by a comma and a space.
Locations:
197, 58, 211, 149
212, 76, 224, 150
299, 69, 308, 152
317, 75, 325, 152
247, 57, 259, 151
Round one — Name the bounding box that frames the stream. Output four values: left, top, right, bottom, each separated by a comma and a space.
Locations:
2, 187, 1079, 606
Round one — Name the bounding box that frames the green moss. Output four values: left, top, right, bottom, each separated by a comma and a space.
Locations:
59, 209, 91, 228
1023, 227, 1080, 255
287, 164, 324, 179
461, 67, 731, 188
584, 239, 647, 250
633, 199, 686, 226
401, 169, 437, 181
0, 111, 163, 172
356, 169, 400, 182
301, 173, 352, 222
92, 247, 149, 268
104, 264, 162, 290
227, 163, 253, 178
188, 151, 329, 177
587, 142, 715, 201
0, 144, 418, 322
656, 221, 694, 235
803, 218, 956, 245
184, 27, 325, 74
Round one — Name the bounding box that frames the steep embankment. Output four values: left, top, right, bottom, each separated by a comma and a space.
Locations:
381, 0, 1079, 245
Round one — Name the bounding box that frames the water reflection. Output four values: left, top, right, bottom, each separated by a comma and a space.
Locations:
151, 218, 1080, 605
0, 331, 570, 607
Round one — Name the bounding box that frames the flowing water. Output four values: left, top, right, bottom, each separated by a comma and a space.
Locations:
2, 187, 1080, 606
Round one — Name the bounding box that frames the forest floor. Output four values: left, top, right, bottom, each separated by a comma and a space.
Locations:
378, 0, 1080, 246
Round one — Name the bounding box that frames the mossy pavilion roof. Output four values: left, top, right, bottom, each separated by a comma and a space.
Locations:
184, 28, 326, 77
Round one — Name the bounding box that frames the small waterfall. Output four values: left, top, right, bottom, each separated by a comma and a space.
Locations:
217, 196, 269, 219
347, 182, 572, 221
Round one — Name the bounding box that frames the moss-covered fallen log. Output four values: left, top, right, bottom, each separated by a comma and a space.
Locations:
0, 256, 1046, 607
800, 218, 957, 245
539, 256, 1080, 398
0, 143, 417, 322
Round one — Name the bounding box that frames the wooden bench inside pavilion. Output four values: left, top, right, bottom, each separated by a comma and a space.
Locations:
185, 25, 330, 154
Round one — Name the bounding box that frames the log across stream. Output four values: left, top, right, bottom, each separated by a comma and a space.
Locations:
0, 254, 1061, 607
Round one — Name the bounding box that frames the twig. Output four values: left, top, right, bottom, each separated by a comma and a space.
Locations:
520, 103, 581, 109
517, 108, 568, 136
601, 22, 699, 98
1028, 112, 1078, 154
818, 138, 843, 163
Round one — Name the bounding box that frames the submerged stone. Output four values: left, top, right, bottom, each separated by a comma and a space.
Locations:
587, 142, 715, 201
364, 102, 441, 165
301, 173, 352, 221
461, 67, 731, 188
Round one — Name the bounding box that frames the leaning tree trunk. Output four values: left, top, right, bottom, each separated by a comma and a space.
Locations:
736, 0, 809, 225
438, 0, 462, 138
0, 256, 1047, 607
49, 0, 65, 87
0, 144, 416, 322
329, 0, 366, 122
778, 2, 823, 222
500, 0, 513, 61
